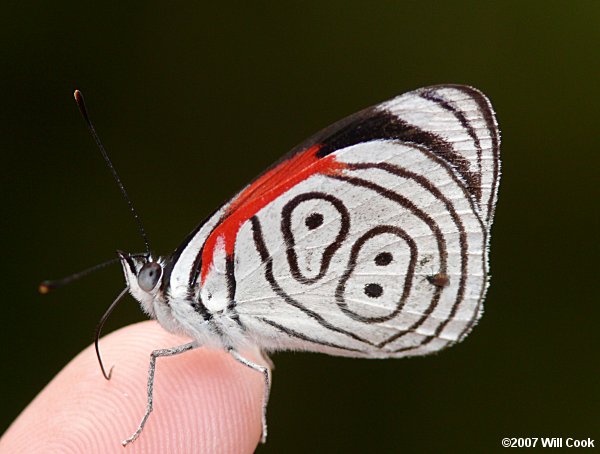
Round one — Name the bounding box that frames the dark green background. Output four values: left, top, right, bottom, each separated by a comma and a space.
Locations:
2, 2, 598, 452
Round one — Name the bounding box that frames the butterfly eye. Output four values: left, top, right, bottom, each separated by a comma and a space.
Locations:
137, 262, 162, 292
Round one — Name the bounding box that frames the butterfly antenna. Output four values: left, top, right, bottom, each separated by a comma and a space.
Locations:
94, 287, 129, 380
39, 257, 120, 294
73, 90, 151, 256
38, 253, 148, 294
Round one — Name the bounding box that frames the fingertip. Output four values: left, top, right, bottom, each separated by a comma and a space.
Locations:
0, 321, 267, 453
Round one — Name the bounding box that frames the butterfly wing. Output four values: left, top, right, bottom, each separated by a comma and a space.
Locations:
166, 85, 500, 358
230, 85, 500, 357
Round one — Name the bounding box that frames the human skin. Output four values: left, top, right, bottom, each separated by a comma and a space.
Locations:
0, 321, 266, 454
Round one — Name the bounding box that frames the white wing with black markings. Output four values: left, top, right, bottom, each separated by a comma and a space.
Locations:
230, 85, 501, 358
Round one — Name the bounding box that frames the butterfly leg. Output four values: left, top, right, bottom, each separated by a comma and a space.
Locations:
122, 341, 198, 446
228, 348, 271, 444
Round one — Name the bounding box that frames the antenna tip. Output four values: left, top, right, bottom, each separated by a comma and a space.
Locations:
38, 281, 52, 294
74, 90, 85, 108
73, 89, 91, 124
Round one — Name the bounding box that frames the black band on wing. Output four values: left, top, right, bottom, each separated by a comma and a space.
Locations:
309, 107, 480, 206
225, 254, 244, 328
259, 317, 364, 353
418, 89, 483, 202
314, 108, 456, 162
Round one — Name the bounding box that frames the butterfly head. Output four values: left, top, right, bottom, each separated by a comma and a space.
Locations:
118, 251, 164, 317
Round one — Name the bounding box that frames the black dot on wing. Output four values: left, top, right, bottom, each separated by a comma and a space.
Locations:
374, 252, 393, 266
364, 283, 383, 298
305, 212, 324, 230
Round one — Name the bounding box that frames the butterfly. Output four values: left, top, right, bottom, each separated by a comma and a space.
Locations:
50, 84, 501, 445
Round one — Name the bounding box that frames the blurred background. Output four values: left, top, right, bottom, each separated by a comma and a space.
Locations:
2, 1, 598, 452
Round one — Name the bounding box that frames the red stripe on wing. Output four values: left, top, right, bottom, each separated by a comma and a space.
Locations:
200, 144, 347, 284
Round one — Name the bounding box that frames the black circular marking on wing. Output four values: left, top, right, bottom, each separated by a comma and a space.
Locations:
281, 192, 350, 285
305, 212, 324, 230
374, 252, 393, 266
364, 283, 383, 298
336, 225, 417, 323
